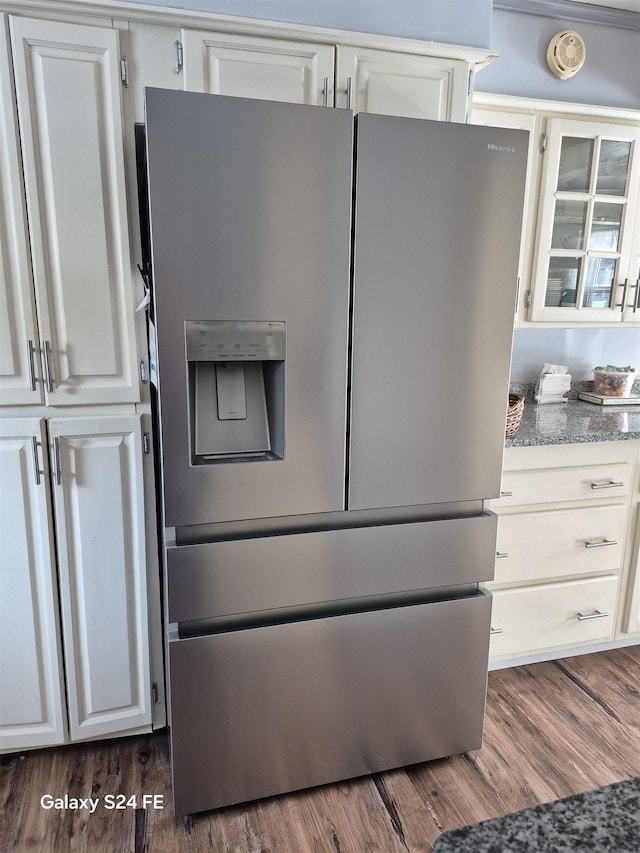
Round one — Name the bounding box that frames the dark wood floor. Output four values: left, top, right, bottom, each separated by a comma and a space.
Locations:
2, 645, 640, 852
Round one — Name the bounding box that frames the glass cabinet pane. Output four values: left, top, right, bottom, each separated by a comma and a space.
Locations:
551, 200, 586, 249
582, 257, 616, 308
557, 137, 593, 192
545, 258, 580, 307
590, 202, 623, 251
597, 140, 631, 196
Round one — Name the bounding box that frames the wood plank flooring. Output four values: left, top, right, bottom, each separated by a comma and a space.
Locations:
2, 645, 640, 852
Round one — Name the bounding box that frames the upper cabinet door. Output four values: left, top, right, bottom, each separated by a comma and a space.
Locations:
9, 17, 139, 405
530, 117, 640, 324
336, 45, 470, 121
182, 29, 335, 104
0, 16, 41, 406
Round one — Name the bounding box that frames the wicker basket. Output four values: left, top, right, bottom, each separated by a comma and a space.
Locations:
505, 393, 525, 437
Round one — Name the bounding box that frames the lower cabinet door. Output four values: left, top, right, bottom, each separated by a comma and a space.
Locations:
494, 504, 627, 585
490, 575, 618, 660
169, 591, 491, 816
49, 415, 151, 741
0, 418, 66, 751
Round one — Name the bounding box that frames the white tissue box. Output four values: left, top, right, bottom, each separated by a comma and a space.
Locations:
535, 371, 571, 404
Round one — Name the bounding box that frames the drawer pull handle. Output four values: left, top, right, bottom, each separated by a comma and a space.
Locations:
496, 551, 509, 559
584, 538, 617, 549
590, 480, 624, 490
500, 490, 513, 497
490, 627, 503, 635
577, 609, 609, 621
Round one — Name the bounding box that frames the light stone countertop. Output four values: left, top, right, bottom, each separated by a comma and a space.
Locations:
505, 399, 640, 447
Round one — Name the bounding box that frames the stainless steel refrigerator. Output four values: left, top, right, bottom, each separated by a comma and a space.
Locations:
143, 88, 527, 816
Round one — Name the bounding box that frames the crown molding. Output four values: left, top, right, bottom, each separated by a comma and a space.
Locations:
473, 90, 640, 123
494, 0, 640, 31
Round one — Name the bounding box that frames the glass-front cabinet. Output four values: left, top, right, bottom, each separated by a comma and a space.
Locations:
530, 117, 640, 323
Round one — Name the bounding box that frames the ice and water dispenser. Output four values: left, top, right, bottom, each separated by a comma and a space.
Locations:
186, 321, 285, 463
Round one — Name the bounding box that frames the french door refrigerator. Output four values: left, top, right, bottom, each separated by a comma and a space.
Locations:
143, 88, 527, 816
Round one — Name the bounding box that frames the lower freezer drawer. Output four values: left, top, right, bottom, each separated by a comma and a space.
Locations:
168, 591, 491, 815
167, 513, 497, 623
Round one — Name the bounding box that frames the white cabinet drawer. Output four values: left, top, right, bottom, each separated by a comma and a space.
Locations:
493, 504, 627, 585
489, 575, 618, 660
496, 462, 631, 508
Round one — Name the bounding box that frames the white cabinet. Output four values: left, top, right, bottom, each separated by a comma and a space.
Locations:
490, 576, 619, 660
472, 93, 640, 326
7, 16, 139, 406
336, 45, 470, 120
49, 416, 151, 741
0, 419, 66, 751
494, 504, 627, 585
621, 458, 640, 635
181, 29, 335, 104
489, 441, 638, 665
0, 17, 40, 406
180, 28, 476, 120
0, 415, 152, 752
530, 117, 640, 323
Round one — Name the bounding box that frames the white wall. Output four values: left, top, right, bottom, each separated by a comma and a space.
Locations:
510, 328, 640, 382
480, 7, 640, 110
121, 0, 493, 47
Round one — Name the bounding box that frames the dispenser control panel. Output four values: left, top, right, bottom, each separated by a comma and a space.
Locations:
186, 321, 286, 361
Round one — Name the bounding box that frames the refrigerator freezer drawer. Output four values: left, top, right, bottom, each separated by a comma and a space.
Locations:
167, 513, 497, 624
169, 590, 492, 815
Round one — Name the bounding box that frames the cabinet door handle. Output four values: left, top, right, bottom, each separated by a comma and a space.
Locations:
500, 490, 513, 497
42, 340, 54, 393
27, 339, 37, 391
31, 436, 41, 486
322, 76, 329, 107
53, 436, 61, 486
584, 538, 617, 548
496, 551, 509, 559
616, 278, 628, 311
590, 480, 624, 490
490, 626, 503, 635
345, 76, 352, 110
628, 278, 639, 313
577, 609, 609, 621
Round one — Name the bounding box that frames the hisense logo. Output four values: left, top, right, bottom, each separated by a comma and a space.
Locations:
487, 142, 516, 153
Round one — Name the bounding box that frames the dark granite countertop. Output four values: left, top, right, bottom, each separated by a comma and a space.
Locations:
432, 776, 640, 853
506, 399, 640, 448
